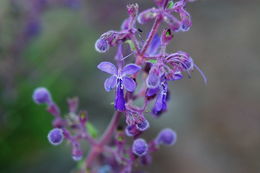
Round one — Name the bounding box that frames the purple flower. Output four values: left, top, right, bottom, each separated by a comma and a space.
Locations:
138, 0, 192, 32
33, 87, 52, 104
132, 138, 148, 157
146, 76, 169, 116
47, 128, 64, 146
97, 62, 141, 111
155, 128, 177, 146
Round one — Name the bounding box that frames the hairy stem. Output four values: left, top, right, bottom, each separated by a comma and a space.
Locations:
86, 111, 121, 169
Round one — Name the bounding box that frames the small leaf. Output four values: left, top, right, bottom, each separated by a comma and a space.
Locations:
148, 59, 157, 64
125, 40, 136, 51
86, 122, 98, 138
167, 1, 174, 9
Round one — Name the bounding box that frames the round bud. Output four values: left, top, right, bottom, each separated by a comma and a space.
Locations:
136, 119, 150, 131
95, 38, 109, 53
156, 128, 177, 146
132, 138, 148, 157
47, 128, 64, 146
33, 87, 52, 104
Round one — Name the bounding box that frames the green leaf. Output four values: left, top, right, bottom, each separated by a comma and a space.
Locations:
167, 1, 174, 9
86, 122, 98, 138
148, 59, 157, 64
125, 40, 136, 51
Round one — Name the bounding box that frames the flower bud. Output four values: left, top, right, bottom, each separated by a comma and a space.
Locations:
47, 128, 64, 146
95, 38, 109, 53
136, 119, 150, 131
125, 125, 140, 137
72, 143, 83, 161
33, 87, 52, 104
132, 138, 148, 157
155, 128, 177, 146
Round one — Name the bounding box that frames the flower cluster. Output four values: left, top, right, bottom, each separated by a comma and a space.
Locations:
33, 0, 205, 172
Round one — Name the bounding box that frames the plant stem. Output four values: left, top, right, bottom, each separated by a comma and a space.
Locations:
140, 16, 162, 56
86, 111, 121, 169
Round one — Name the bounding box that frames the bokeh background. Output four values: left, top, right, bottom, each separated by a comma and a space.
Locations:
0, 0, 260, 172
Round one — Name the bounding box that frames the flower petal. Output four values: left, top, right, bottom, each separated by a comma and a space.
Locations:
97, 61, 117, 75
146, 34, 161, 56
122, 76, 136, 92
163, 12, 181, 32
104, 75, 117, 92
137, 8, 159, 24
146, 67, 160, 88
146, 88, 160, 97
122, 64, 141, 76
115, 80, 126, 111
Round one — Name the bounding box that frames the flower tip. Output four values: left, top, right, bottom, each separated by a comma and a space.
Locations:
47, 128, 64, 146
132, 138, 148, 157
33, 87, 52, 104
156, 128, 177, 146
95, 38, 109, 53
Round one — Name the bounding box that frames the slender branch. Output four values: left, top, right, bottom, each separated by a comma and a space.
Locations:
86, 111, 121, 169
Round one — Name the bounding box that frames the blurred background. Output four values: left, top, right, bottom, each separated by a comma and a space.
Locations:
0, 0, 260, 172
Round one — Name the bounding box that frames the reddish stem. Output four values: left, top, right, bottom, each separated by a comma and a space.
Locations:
86, 111, 121, 169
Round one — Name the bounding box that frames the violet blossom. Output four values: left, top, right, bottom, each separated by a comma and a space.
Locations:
32, 0, 206, 172
97, 61, 141, 111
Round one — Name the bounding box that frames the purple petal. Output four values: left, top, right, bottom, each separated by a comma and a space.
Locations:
146, 88, 160, 97
152, 93, 167, 116
121, 64, 141, 76
137, 8, 159, 24
179, 8, 192, 31
163, 12, 181, 32
122, 76, 136, 92
97, 61, 117, 75
146, 67, 160, 88
104, 75, 117, 92
115, 80, 126, 111
146, 34, 161, 56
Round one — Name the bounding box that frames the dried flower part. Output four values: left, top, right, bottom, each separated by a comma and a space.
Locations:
132, 138, 148, 157
127, 3, 139, 17
47, 128, 64, 146
155, 128, 177, 146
